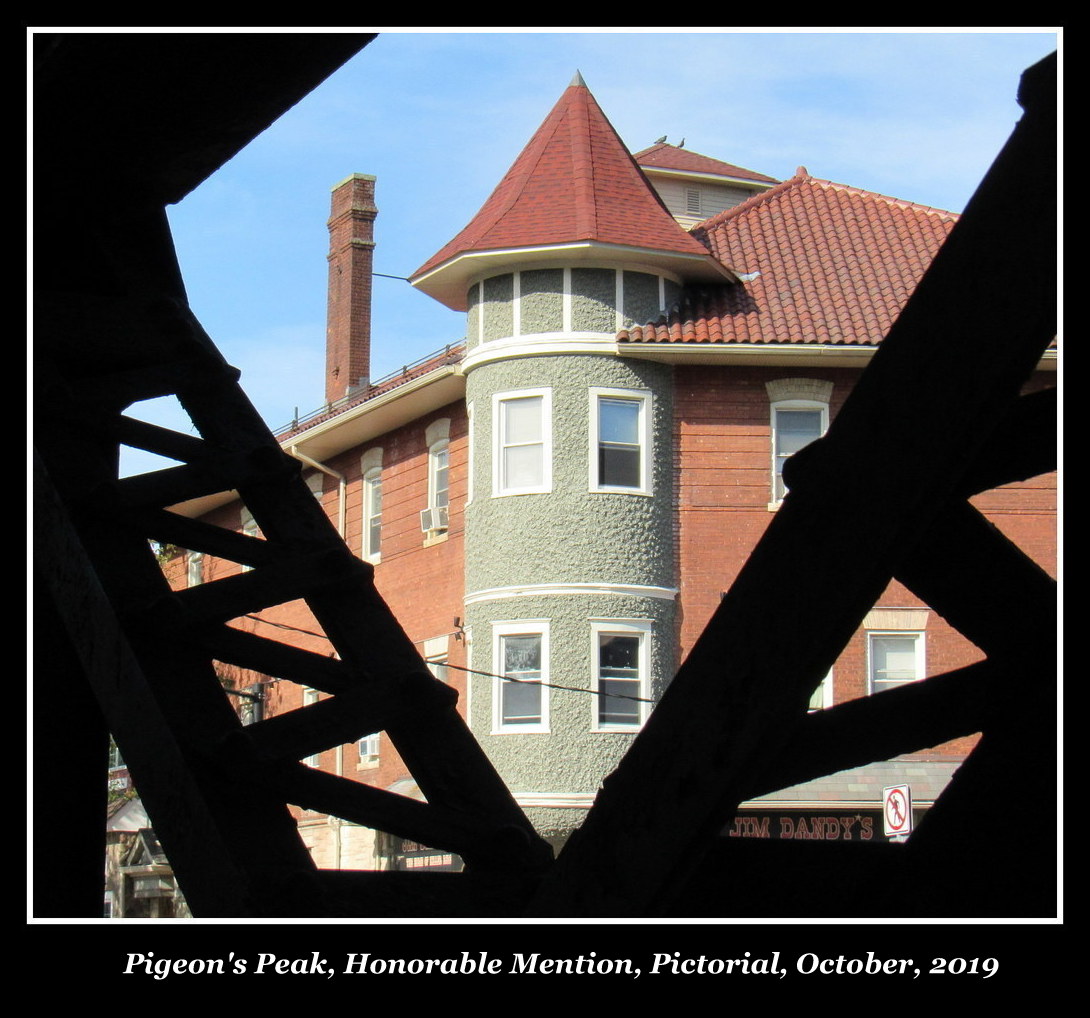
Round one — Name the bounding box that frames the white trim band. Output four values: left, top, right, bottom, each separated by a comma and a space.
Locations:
465, 582, 678, 606
512, 792, 598, 809
462, 334, 618, 373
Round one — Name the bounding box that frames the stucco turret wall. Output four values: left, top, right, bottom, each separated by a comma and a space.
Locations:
460, 267, 679, 836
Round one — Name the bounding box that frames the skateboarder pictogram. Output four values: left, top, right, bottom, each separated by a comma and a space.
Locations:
883, 784, 913, 836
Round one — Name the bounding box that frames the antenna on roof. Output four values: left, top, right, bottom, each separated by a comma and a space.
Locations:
570, 69, 586, 87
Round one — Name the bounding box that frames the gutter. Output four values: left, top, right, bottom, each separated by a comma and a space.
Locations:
289, 446, 346, 539
618, 342, 1058, 372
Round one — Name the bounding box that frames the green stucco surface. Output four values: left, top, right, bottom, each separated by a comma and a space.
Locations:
466, 592, 675, 809
570, 268, 616, 332
473, 268, 679, 342
466, 284, 480, 348
519, 268, 564, 333
460, 267, 683, 814
465, 355, 673, 592
482, 274, 513, 342
622, 271, 660, 327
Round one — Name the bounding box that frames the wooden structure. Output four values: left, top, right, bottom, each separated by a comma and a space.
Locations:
33, 35, 1056, 918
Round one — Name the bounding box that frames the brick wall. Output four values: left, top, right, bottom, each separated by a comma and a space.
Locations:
167, 400, 470, 856
673, 363, 1056, 759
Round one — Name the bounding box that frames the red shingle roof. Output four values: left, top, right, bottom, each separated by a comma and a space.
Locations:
618, 172, 959, 346
634, 142, 779, 184
412, 79, 710, 281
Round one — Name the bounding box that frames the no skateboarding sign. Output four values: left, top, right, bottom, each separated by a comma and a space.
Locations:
883, 784, 912, 837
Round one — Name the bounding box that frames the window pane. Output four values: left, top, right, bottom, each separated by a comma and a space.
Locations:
599, 399, 639, 444
504, 397, 542, 443
598, 398, 642, 488
504, 444, 543, 488
598, 635, 640, 726
776, 409, 822, 456
504, 635, 541, 673
502, 635, 541, 724
599, 446, 640, 488
600, 680, 640, 725
432, 447, 449, 508
871, 635, 920, 691
500, 396, 545, 491
503, 680, 541, 723
366, 476, 382, 556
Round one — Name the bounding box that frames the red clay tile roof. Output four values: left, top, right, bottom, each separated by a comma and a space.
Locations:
412, 80, 710, 281
634, 142, 779, 184
618, 171, 959, 346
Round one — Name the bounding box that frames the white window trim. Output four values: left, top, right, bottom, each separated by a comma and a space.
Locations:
428, 441, 450, 509
466, 401, 475, 505
808, 669, 834, 711
187, 550, 203, 587
302, 687, 320, 767
362, 467, 382, 563
589, 387, 652, 495
866, 631, 926, 696
423, 419, 451, 537
358, 731, 380, 764
589, 619, 652, 732
423, 635, 449, 684
240, 509, 259, 572
769, 398, 828, 506
491, 620, 550, 734
492, 388, 553, 497
463, 627, 473, 721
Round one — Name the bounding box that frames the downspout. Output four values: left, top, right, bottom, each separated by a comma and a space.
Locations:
331, 745, 345, 870
289, 447, 346, 539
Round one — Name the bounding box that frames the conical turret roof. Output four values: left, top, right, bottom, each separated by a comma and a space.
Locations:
411, 76, 733, 309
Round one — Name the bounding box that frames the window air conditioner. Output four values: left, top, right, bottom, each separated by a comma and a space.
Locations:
420, 505, 449, 533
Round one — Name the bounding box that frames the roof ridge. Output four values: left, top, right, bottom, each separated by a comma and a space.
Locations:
693, 172, 959, 239
803, 177, 960, 217
634, 141, 779, 184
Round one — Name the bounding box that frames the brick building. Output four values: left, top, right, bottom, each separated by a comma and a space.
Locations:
167, 74, 1055, 869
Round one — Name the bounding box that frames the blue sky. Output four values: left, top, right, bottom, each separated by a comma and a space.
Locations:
122, 29, 1057, 474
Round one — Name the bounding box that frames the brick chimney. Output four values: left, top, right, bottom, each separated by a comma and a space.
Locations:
325, 173, 377, 404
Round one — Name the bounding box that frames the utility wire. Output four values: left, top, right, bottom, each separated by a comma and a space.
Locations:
241, 613, 656, 705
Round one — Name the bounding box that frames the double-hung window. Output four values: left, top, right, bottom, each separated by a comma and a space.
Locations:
492, 622, 549, 732
301, 687, 320, 767
766, 379, 832, 504
363, 469, 382, 562
422, 420, 450, 535
590, 388, 651, 494
591, 620, 651, 731
187, 550, 203, 587
494, 389, 551, 496
430, 444, 449, 511
868, 633, 925, 695
771, 403, 826, 501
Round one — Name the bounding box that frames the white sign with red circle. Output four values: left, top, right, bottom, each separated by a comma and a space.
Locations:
883, 784, 912, 837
